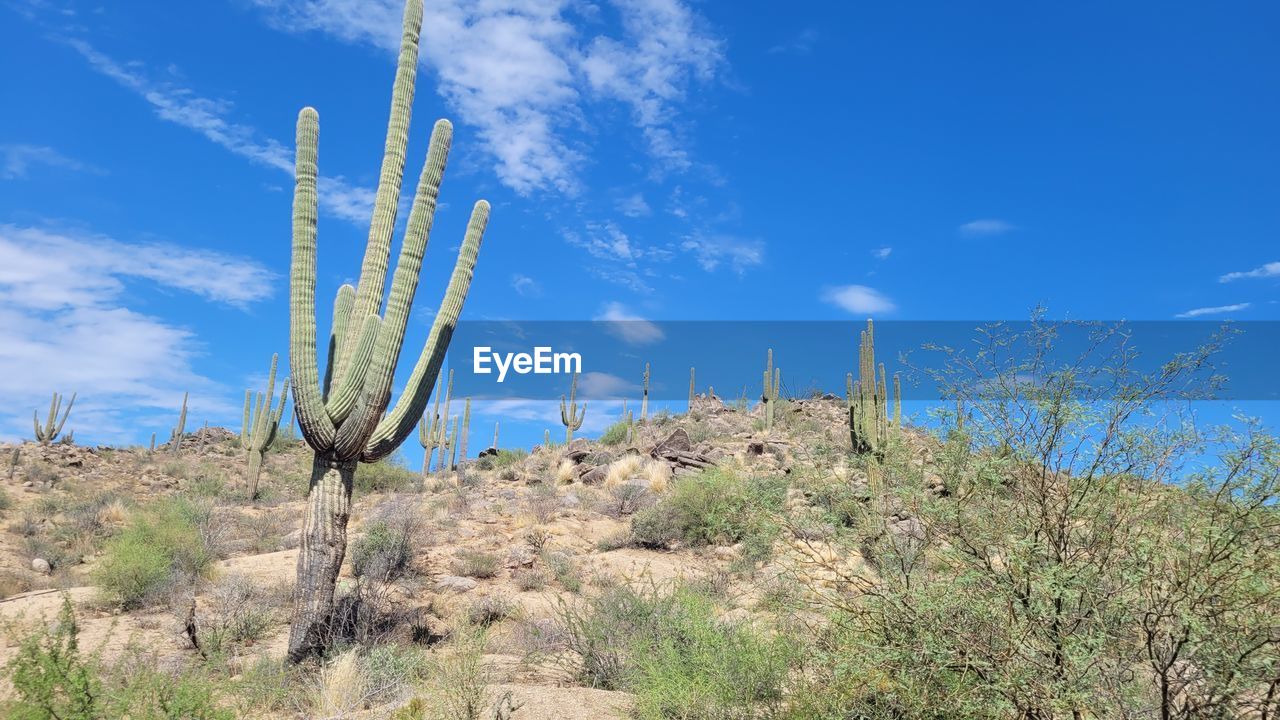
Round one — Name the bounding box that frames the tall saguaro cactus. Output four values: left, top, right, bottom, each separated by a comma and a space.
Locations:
560, 371, 585, 443
762, 349, 780, 432
285, 0, 489, 662
640, 363, 650, 421
170, 392, 188, 455
847, 319, 893, 454
458, 397, 471, 463
33, 392, 75, 446
418, 370, 453, 474
244, 354, 291, 500
688, 367, 696, 410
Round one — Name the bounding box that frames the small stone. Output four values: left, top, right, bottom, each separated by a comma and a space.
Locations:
435, 575, 478, 593
31, 558, 51, 574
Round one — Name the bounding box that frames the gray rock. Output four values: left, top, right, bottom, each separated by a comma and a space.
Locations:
435, 575, 478, 593
31, 558, 51, 574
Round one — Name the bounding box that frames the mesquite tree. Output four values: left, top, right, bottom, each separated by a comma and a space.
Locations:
285, 0, 488, 661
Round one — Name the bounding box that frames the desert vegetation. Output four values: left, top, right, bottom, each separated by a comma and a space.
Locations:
1, 1, 1274, 719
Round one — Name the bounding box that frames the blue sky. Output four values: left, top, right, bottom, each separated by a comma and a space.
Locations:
2, 0, 1277, 456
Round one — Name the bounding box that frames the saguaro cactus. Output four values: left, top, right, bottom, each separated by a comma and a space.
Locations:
560, 371, 585, 443
458, 397, 471, 463
893, 372, 902, 427
170, 392, 188, 455
847, 319, 894, 454
762, 349, 780, 431
244, 353, 291, 499
688, 367, 696, 410
285, 0, 489, 662
640, 363, 650, 421
418, 370, 453, 473
493, 421, 500, 450
33, 392, 75, 446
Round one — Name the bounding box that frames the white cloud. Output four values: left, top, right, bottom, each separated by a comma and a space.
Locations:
768, 28, 818, 55
65, 38, 374, 224
511, 273, 541, 297
680, 232, 764, 274
872, 246, 892, 259
250, 0, 723, 192
1219, 261, 1280, 283
1, 144, 101, 180
596, 301, 664, 344
616, 192, 651, 217
958, 219, 1015, 237
0, 224, 269, 442
577, 371, 636, 399
1175, 302, 1250, 319
822, 285, 896, 315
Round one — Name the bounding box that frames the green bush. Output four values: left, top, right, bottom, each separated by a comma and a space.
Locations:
453, 550, 500, 579
354, 454, 418, 494
93, 497, 216, 609
629, 469, 785, 561
474, 449, 527, 471
351, 518, 414, 583
598, 420, 630, 446
5, 596, 98, 720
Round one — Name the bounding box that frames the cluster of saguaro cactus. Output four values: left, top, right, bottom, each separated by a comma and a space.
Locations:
418, 370, 454, 474
640, 363, 650, 421
561, 371, 585, 442
762, 349, 781, 431
33, 392, 75, 446
846, 319, 901, 454
243, 354, 291, 499
170, 392, 188, 455
284, 0, 489, 663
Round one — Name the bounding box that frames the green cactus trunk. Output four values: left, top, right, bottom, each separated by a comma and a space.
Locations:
688, 367, 696, 411
33, 392, 75, 446
170, 392, 188, 455
285, 0, 489, 662
458, 397, 470, 463
493, 421, 500, 451
762, 349, 780, 432
560, 371, 585, 443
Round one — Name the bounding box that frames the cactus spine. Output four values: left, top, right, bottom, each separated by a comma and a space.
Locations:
245, 353, 291, 499
640, 363, 650, 420
286, 0, 489, 663
33, 392, 75, 446
762, 349, 780, 432
847, 319, 891, 454
170, 392, 188, 455
560, 371, 585, 443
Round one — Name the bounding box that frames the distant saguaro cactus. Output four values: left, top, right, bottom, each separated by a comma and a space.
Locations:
418, 370, 453, 474
493, 421, 500, 451
847, 319, 893, 454
285, 0, 489, 663
762, 349, 780, 432
688, 367, 696, 410
33, 392, 75, 446
244, 353, 291, 499
458, 397, 471, 463
560, 371, 586, 443
641, 363, 650, 421
170, 392, 188, 455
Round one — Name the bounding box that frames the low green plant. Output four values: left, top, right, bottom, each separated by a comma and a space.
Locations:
93, 497, 216, 609
598, 420, 630, 446
5, 596, 98, 720
354, 454, 418, 494
630, 469, 785, 562
474, 449, 527, 471
453, 550, 500, 579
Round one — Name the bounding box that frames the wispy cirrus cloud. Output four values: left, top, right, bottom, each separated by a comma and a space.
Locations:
872, 246, 892, 259
0, 223, 271, 443
768, 28, 818, 55
1, 144, 102, 180
1219, 261, 1280, 283
822, 284, 896, 315
958, 219, 1015, 237
1175, 302, 1250, 319
681, 232, 764, 274
596, 301, 664, 345
63, 38, 374, 224
249, 0, 723, 193
511, 273, 542, 297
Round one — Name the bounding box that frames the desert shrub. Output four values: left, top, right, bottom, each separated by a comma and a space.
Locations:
524, 484, 560, 523
453, 550, 500, 579
542, 580, 794, 711
0, 488, 12, 515
598, 420, 630, 446
354, 454, 417, 494
195, 574, 275, 657
351, 501, 420, 583
599, 481, 651, 518
474, 449, 527, 471
93, 497, 217, 609
543, 551, 582, 593
105, 656, 232, 720
513, 568, 547, 592
466, 594, 514, 627
630, 469, 785, 561
4, 596, 98, 720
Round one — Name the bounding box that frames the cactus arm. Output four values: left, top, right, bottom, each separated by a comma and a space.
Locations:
53, 393, 74, 439
341, 0, 424, 370
362, 201, 488, 461
325, 315, 381, 425
324, 284, 356, 399
242, 390, 253, 446
290, 107, 336, 452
